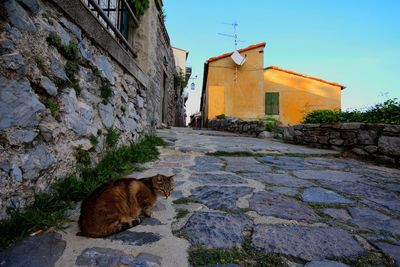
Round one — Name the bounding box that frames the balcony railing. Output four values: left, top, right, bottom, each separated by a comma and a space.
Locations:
82, 0, 138, 57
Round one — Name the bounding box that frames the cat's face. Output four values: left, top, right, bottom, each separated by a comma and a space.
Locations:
152, 174, 174, 198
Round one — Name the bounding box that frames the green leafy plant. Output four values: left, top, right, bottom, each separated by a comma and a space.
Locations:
105, 127, 120, 149
129, 0, 150, 16
42, 98, 59, 117
89, 135, 99, 147
260, 116, 279, 131
46, 32, 61, 48
74, 145, 91, 166
42, 12, 54, 25
303, 99, 400, 124
65, 61, 79, 81
174, 209, 189, 219
35, 57, 45, 70
216, 114, 226, 119
60, 41, 79, 61
100, 83, 112, 103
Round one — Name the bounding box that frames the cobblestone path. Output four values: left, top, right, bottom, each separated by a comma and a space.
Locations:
2, 128, 400, 267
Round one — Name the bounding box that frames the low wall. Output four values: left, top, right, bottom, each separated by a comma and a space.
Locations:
276, 123, 400, 165
208, 118, 267, 136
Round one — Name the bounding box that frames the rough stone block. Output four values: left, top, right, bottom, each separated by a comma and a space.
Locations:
341, 123, 361, 130
378, 136, 400, 156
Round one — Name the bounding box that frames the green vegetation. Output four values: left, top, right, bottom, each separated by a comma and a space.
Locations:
216, 114, 226, 119
35, 57, 45, 70
129, 0, 150, 16
65, 61, 79, 81
60, 41, 79, 61
174, 209, 189, 219
105, 127, 119, 149
120, 106, 127, 115
260, 117, 279, 132
42, 12, 53, 25
100, 83, 112, 103
0, 136, 166, 249
174, 70, 189, 95
74, 145, 91, 166
303, 98, 400, 124
89, 135, 99, 147
342, 251, 395, 267
46, 32, 61, 48
172, 197, 199, 205
42, 98, 59, 117
189, 238, 287, 267
70, 82, 81, 96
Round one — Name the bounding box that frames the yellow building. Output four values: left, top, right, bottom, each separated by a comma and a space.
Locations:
200, 42, 346, 126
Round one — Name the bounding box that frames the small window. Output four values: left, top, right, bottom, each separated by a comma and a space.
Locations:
265, 92, 279, 115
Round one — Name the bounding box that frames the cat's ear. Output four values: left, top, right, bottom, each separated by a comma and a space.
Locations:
168, 175, 175, 181
157, 174, 162, 181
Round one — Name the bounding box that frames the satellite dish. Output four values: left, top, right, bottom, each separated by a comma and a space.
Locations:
230, 50, 246, 66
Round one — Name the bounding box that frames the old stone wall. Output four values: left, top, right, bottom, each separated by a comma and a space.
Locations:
208, 118, 267, 137
277, 123, 400, 165
0, 0, 179, 218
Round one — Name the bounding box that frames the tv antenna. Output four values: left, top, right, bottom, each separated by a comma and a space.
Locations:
218, 21, 245, 50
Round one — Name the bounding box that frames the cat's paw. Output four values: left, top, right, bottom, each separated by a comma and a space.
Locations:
132, 217, 141, 226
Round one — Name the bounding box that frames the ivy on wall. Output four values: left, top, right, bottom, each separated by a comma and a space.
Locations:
129, 0, 150, 16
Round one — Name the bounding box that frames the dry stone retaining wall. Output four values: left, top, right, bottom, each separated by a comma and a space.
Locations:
277, 123, 400, 165
208, 118, 267, 137
0, 0, 179, 218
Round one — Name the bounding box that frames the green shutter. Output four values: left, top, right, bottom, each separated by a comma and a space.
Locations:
265, 92, 279, 115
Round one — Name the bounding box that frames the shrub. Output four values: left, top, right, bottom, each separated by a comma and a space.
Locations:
216, 114, 226, 119
74, 145, 91, 166
260, 117, 279, 132
303, 99, 400, 125
129, 0, 149, 16
303, 109, 341, 123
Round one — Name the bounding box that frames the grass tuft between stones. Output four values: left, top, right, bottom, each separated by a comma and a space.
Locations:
174, 209, 190, 219
341, 251, 396, 267
0, 136, 167, 250
188, 238, 287, 267
172, 197, 199, 205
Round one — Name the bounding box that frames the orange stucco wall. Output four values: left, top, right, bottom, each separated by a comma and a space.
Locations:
264, 69, 341, 125
206, 46, 265, 119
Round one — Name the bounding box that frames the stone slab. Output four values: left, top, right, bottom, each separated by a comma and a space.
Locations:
242, 173, 314, 188
0, 233, 66, 267
191, 186, 253, 211
321, 208, 351, 221
183, 211, 252, 248
190, 173, 246, 185
348, 207, 400, 235
302, 187, 353, 204
189, 156, 223, 172
249, 191, 319, 222
252, 225, 366, 261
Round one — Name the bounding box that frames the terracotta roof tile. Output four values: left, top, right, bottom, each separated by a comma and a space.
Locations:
207, 42, 266, 63
265, 66, 346, 89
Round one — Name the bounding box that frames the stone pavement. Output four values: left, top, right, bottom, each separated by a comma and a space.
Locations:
1, 128, 400, 266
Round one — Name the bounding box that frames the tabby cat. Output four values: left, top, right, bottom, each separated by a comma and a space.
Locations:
78, 174, 174, 238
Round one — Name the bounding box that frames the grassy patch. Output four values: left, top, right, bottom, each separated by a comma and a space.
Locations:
89, 135, 99, 147
60, 41, 79, 61
342, 251, 395, 267
105, 127, 119, 149
172, 197, 199, 205
175, 209, 189, 219
42, 98, 59, 117
46, 32, 61, 48
35, 57, 45, 70
0, 135, 166, 250
74, 145, 91, 166
189, 238, 287, 267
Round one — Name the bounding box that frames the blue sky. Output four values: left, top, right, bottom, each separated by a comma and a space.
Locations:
164, 0, 400, 119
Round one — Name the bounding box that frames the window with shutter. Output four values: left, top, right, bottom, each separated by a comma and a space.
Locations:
265, 92, 279, 115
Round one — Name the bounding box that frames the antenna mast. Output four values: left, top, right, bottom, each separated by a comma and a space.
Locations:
218, 21, 244, 50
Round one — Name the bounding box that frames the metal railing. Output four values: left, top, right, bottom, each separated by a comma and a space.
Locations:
83, 0, 138, 57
